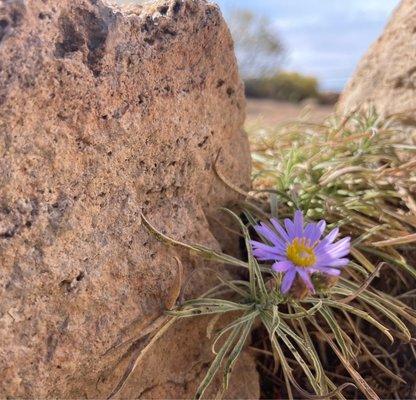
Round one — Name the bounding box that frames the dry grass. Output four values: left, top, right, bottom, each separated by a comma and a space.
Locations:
249, 109, 416, 276
246, 108, 416, 399
109, 109, 416, 400
246, 98, 332, 127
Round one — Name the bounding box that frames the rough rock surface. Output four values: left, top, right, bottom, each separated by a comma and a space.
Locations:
0, 0, 258, 398
338, 0, 416, 119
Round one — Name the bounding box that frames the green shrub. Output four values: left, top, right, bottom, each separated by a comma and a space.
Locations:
245, 71, 319, 103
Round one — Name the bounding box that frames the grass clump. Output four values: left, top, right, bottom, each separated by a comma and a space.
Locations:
108, 110, 416, 399
249, 109, 416, 280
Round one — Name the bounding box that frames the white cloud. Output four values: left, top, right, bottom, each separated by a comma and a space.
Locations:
216, 0, 401, 90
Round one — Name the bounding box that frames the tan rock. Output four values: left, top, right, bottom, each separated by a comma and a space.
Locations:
0, 0, 257, 398
338, 0, 416, 121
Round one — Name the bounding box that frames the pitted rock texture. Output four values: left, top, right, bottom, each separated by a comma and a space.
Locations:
0, 0, 257, 398
338, 0, 416, 120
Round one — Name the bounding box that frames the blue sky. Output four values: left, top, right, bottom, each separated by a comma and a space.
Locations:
216, 0, 399, 90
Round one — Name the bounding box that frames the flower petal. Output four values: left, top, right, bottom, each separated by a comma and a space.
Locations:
304, 223, 316, 239
251, 240, 285, 257
324, 258, 350, 267
318, 249, 350, 262
315, 253, 350, 267
305, 223, 324, 243
271, 218, 290, 242
284, 218, 296, 240
254, 223, 283, 248
315, 236, 350, 257
293, 210, 304, 237
317, 220, 326, 234
272, 260, 293, 273
317, 267, 342, 276
297, 269, 315, 293
281, 268, 296, 294
323, 227, 339, 244
252, 250, 283, 261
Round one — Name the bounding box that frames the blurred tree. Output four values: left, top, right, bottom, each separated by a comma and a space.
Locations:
245, 72, 319, 103
229, 10, 284, 79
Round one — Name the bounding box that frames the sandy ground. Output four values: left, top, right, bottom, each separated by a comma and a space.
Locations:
245, 98, 334, 127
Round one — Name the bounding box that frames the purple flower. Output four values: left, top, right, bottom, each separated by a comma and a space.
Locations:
251, 211, 350, 294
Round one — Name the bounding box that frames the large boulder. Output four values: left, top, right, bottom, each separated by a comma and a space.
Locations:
338, 0, 416, 120
0, 0, 257, 398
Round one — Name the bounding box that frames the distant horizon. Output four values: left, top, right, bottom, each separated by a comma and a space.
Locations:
216, 0, 399, 91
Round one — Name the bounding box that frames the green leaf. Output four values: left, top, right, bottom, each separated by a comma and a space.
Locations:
222, 315, 256, 392
221, 208, 268, 300
211, 311, 258, 355
194, 324, 241, 400
309, 298, 394, 343
319, 306, 355, 361
141, 213, 248, 269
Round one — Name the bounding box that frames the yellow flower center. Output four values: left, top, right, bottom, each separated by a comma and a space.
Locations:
286, 238, 317, 268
